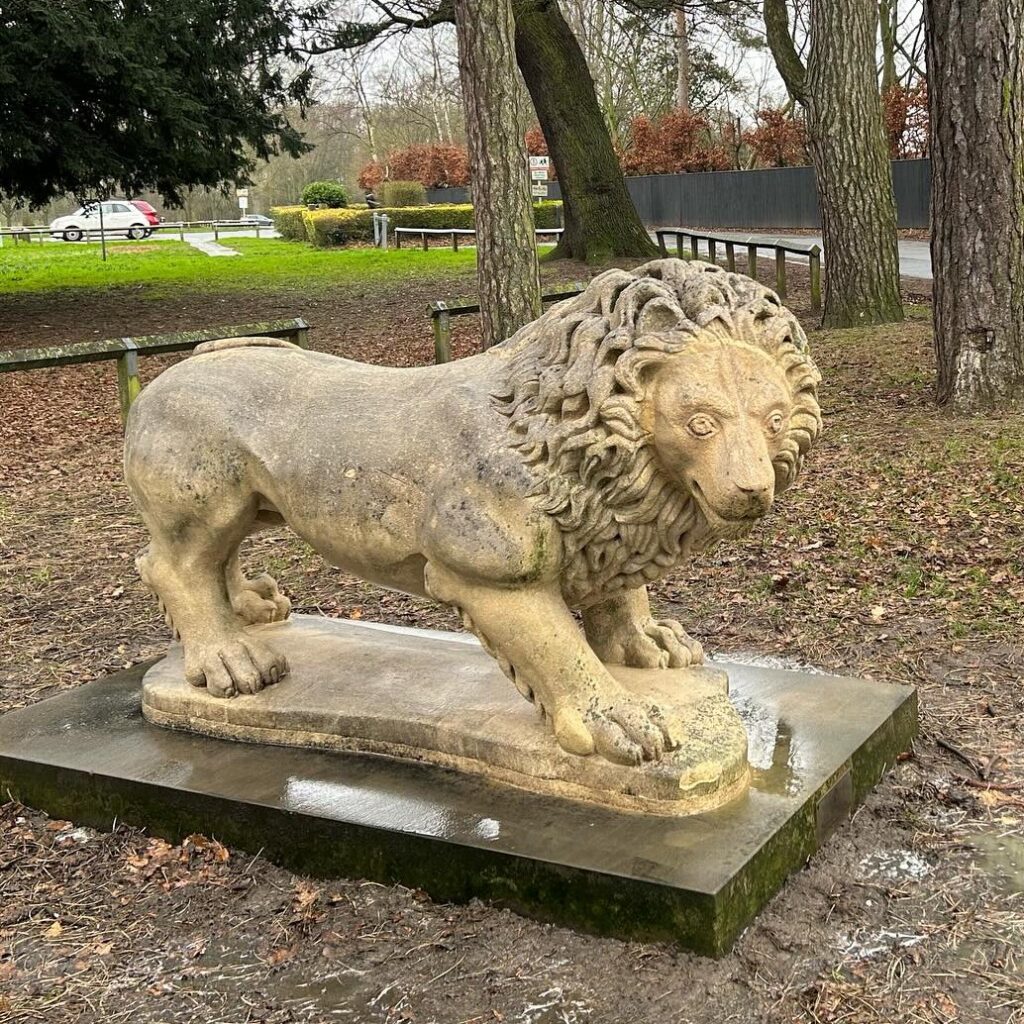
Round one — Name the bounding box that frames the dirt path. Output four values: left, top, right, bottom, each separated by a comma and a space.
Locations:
1, 265, 1022, 1023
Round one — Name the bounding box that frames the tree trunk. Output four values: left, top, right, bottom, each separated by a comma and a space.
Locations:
766, 0, 903, 328
513, 0, 659, 262
675, 10, 691, 112
925, 0, 1024, 410
879, 0, 897, 93
454, 0, 541, 348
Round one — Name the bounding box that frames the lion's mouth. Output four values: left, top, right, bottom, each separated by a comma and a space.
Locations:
688, 480, 758, 534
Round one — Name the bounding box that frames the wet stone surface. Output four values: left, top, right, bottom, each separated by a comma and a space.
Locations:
0, 619, 917, 956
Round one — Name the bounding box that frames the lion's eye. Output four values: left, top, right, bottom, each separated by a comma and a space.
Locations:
766, 412, 785, 435
687, 414, 717, 438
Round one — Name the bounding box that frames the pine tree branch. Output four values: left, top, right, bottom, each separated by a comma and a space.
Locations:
763, 0, 807, 104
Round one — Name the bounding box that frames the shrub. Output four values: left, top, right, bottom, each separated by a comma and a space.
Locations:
359, 144, 471, 191
379, 180, 428, 208
300, 181, 349, 208
621, 110, 730, 175
270, 205, 308, 241
531, 200, 562, 228
882, 82, 929, 159
390, 144, 470, 188
301, 201, 563, 248
358, 161, 385, 191
744, 109, 809, 168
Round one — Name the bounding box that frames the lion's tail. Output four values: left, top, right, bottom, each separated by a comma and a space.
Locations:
192, 336, 302, 356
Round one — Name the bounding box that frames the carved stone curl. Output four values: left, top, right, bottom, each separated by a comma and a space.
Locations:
125, 259, 821, 782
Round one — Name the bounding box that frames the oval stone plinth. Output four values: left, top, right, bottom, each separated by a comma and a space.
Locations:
141, 615, 750, 815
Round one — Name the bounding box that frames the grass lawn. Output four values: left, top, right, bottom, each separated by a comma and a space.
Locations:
0, 237, 564, 297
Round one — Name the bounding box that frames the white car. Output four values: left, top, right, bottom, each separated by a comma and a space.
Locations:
50, 201, 151, 242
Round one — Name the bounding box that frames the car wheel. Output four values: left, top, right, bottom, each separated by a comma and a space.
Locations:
63, 228, 83, 242
127, 225, 146, 240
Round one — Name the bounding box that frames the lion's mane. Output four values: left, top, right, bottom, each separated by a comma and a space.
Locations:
492, 258, 822, 605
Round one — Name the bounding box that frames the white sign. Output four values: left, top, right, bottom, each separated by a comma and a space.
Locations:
529, 155, 549, 170
531, 168, 548, 181
531, 183, 549, 198
238, 196, 249, 210
236, 188, 250, 198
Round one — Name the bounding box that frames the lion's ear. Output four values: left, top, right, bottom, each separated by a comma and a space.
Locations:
636, 297, 686, 334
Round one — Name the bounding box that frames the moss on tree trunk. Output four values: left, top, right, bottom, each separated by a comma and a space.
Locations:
513, 0, 659, 263
766, 0, 904, 328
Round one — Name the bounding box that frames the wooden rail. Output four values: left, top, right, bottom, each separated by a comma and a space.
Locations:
0, 318, 310, 426
396, 226, 564, 251
654, 228, 822, 311
428, 285, 584, 363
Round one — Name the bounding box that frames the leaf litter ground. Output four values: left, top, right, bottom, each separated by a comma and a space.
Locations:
0, 255, 1022, 1023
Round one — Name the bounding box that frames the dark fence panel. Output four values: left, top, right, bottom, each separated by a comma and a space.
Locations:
424, 184, 564, 204
425, 186, 470, 204
890, 159, 931, 229
426, 159, 929, 231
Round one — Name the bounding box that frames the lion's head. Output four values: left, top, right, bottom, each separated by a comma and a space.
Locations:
492, 258, 822, 605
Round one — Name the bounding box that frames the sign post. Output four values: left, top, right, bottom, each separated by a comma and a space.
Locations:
528, 156, 550, 203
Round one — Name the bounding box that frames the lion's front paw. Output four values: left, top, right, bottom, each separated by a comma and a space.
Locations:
551, 688, 686, 766
184, 635, 288, 698
593, 617, 704, 669
231, 573, 291, 626
638, 618, 704, 668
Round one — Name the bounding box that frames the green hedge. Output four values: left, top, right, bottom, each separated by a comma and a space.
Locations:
272, 201, 563, 248
271, 205, 308, 241
301, 181, 349, 208
379, 180, 427, 208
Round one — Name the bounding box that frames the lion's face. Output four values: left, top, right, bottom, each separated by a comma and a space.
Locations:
649, 337, 795, 530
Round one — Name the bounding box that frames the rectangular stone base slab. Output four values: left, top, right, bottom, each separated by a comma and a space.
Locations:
0, 621, 917, 957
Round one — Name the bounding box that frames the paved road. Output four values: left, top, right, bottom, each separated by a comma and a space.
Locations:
654, 229, 932, 280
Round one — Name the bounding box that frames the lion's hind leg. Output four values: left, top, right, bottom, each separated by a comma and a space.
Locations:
133, 483, 288, 698
226, 554, 291, 625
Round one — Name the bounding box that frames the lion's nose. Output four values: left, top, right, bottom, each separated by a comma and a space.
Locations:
737, 482, 774, 513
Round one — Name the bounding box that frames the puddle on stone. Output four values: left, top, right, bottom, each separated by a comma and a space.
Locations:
715, 651, 828, 675
859, 848, 932, 882
967, 832, 1024, 894
284, 776, 501, 842
733, 698, 807, 797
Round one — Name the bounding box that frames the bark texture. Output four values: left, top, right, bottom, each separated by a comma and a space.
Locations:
765, 0, 904, 328
879, 0, 897, 93
514, 0, 659, 262
925, 0, 1024, 410
454, 0, 542, 348
675, 10, 691, 112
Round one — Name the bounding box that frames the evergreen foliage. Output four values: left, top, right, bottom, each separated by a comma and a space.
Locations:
301, 181, 349, 208
0, 0, 313, 206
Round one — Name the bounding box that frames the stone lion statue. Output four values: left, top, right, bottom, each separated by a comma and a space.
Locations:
125, 259, 821, 767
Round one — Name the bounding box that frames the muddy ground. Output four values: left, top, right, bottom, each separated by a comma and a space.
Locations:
0, 258, 1021, 1023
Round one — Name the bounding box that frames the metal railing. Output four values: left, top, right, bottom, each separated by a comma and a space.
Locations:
0, 219, 276, 245
397, 226, 564, 251
654, 228, 822, 311
428, 284, 584, 364
0, 317, 309, 426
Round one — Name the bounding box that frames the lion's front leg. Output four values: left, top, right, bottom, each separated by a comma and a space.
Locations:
424, 564, 686, 766
582, 587, 704, 669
